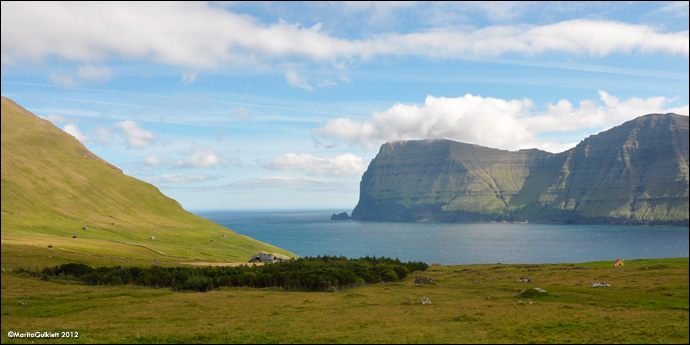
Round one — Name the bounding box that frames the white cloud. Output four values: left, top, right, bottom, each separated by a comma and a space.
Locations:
77, 64, 113, 83
114, 120, 155, 149
144, 155, 166, 166
63, 123, 89, 143
140, 155, 168, 171
265, 153, 367, 178
146, 174, 216, 183
285, 70, 314, 91
48, 65, 112, 88
179, 71, 198, 85
286, 70, 339, 91
89, 125, 114, 144
175, 144, 221, 168
48, 72, 77, 88
655, 2, 689, 17
235, 106, 252, 121
223, 177, 358, 191
317, 78, 337, 88
41, 113, 69, 124
315, 91, 689, 153
2, 2, 686, 69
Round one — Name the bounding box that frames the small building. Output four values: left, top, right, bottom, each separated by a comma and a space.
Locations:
249, 252, 280, 263
614, 259, 624, 267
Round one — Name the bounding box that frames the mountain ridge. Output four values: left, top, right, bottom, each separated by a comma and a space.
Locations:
352, 113, 689, 225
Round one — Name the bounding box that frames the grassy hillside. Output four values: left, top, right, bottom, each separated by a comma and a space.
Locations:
1, 96, 295, 263
1, 252, 687, 344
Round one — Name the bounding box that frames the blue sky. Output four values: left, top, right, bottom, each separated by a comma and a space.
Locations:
1, 1, 688, 211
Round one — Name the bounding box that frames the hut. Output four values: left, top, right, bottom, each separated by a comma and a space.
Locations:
248, 252, 279, 263
614, 259, 624, 267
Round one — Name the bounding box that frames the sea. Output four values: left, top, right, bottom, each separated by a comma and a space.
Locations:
196, 210, 689, 265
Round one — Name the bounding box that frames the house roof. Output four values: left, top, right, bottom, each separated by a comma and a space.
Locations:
249, 252, 278, 263
614, 259, 623, 263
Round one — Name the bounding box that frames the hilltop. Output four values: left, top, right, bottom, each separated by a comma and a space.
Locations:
352, 114, 689, 225
1, 96, 295, 264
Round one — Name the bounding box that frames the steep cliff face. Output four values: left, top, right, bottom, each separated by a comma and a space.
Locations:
352, 140, 552, 221
352, 114, 689, 225
516, 113, 690, 224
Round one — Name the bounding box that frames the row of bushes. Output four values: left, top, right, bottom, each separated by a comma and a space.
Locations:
18, 256, 428, 292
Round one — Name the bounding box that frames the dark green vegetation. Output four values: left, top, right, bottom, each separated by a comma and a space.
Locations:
1, 96, 295, 263
2, 253, 687, 344
352, 113, 689, 225
15, 256, 428, 292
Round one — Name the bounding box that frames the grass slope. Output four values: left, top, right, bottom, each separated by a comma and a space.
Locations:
1, 96, 295, 263
1, 251, 687, 344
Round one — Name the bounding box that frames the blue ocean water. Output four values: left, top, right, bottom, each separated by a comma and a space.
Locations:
196, 210, 689, 265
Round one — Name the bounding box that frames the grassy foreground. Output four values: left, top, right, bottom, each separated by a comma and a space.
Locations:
1, 245, 687, 344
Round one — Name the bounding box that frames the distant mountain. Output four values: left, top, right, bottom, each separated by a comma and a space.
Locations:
1, 96, 295, 261
352, 114, 689, 226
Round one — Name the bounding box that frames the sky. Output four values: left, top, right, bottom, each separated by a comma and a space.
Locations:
1, 1, 689, 211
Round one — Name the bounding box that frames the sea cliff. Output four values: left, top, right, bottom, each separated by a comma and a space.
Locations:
352, 114, 689, 225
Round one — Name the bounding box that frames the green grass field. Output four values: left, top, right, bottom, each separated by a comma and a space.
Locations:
2, 244, 687, 344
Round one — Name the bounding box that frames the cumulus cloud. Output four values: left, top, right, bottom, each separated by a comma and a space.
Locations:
114, 120, 155, 149
2, 2, 687, 69
175, 144, 222, 168
139, 155, 167, 171
264, 153, 367, 177
63, 123, 89, 143
144, 155, 166, 166
314, 91, 689, 153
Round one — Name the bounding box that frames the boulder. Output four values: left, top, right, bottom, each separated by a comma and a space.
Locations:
590, 282, 611, 287
330, 212, 351, 220
415, 276, 434, 284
